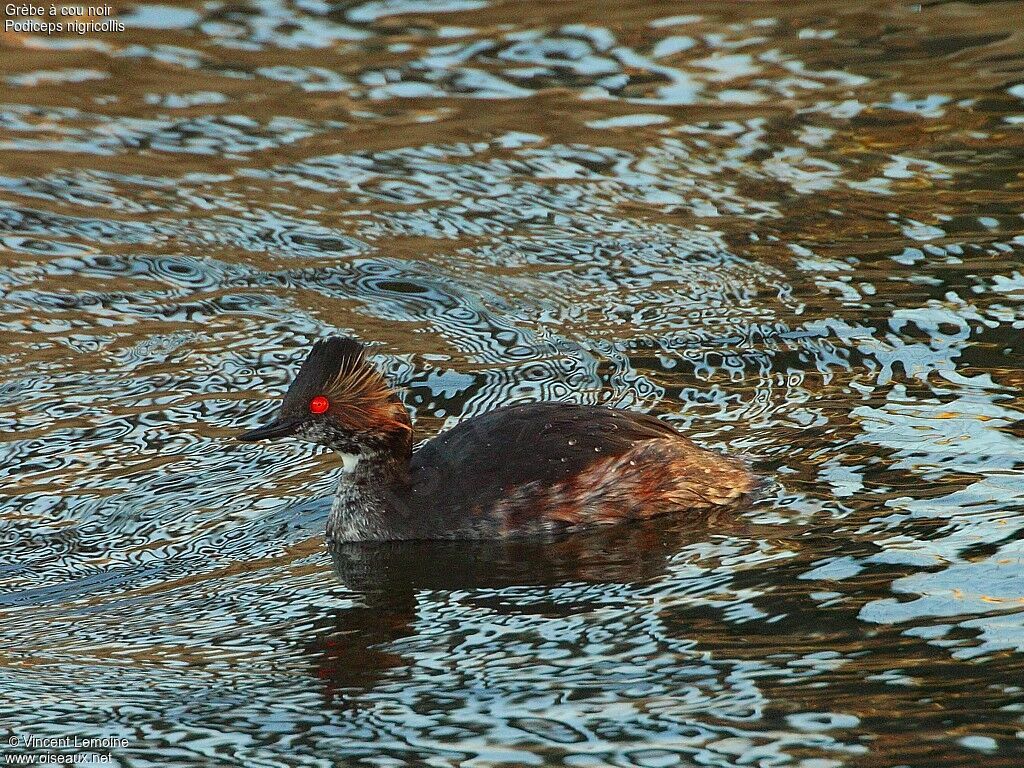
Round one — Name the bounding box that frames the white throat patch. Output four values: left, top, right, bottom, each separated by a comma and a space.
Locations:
339, 452, 360, 474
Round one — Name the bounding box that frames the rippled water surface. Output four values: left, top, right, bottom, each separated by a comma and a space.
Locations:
2, 0, 1024, 765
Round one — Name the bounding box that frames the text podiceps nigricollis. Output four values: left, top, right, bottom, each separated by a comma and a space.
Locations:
238, 337, 757, 542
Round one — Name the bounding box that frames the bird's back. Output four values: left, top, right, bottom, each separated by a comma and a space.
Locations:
398, 402, 755, 538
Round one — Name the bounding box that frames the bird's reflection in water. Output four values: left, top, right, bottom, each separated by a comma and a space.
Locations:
304, 511, 748, 701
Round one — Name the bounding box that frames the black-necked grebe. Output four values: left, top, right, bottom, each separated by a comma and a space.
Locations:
238, 337, 756, 542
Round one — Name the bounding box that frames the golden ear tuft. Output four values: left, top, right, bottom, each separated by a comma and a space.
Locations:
322, 345, 395, 407
284, 336, 410, 440
319, 344, 410, 437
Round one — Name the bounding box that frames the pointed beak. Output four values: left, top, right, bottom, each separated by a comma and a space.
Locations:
237, 415, 303, 442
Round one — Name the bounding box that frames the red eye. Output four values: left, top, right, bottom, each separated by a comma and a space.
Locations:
309, 395, 329, 414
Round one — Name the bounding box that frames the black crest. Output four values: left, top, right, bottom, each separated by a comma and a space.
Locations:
281, 336, 370, 413
238, 336, 409, 444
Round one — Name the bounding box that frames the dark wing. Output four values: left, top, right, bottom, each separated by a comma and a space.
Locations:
406, 402, 682, 519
